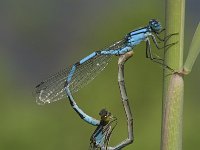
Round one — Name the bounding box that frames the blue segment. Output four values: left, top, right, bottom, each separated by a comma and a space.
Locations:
91, 126, 105, 147
65, 86, 100, 126
128, 33, 148, 47
95, 131, 104, 147
118, 47, 133, 55
79, 52, 97, 64
130, 27, 148, 36
100, 50, 119, 55
67, 65, 76, 83
100, 46, 133, 55
73, 105, 100, 126
129, 33, 147, 42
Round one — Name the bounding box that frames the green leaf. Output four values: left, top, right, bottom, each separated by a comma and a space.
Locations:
183, 22, 200, 74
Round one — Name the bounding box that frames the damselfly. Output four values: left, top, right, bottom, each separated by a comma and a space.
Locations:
34, 19, 176, 149
34, 19, 175, 106
89, 109, 117, 150
89, 52, 134, 150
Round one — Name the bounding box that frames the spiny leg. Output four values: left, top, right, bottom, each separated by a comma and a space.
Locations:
164, 33, 179, 44
149, 33, 178, 72
155, 31, 178, 43
150, 34, 178, 50
154, 32, 179, 54
146, 39, 175, 72
159, 28, 166, 34
153, 28, 166, 43
146, 38, 163, 61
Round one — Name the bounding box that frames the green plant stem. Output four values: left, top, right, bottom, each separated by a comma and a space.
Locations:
161, 73, 184, 150
161, 0, 185, 150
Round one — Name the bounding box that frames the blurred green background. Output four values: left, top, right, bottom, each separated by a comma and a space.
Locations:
0, 0, 200, 149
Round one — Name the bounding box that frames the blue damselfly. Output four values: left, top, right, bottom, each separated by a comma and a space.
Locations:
35, 19, 176, 149
35, 19, 174, 106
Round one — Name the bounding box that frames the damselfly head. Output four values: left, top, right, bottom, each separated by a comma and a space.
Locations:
149, 19, 162, 33
99, 108, 112, 123
90, 109, 117, 150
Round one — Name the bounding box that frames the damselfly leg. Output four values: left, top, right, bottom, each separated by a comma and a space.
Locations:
146, 32, 178, 72
155, 32, 179, 43
150, 34, 178, 50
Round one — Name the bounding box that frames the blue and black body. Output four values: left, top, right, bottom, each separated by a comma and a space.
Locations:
35, 19, 175, 124
67, 90, 117, 149
34, 19, 176, 149
35, 19, 174, 122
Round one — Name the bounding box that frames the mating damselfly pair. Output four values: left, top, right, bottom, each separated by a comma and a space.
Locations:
34, 19, 176, 149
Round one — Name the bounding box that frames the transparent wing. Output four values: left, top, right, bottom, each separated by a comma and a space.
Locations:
89, 117, 117, 149
34, 67, 71, 105
34, 39, 127, 105
34, 55, 111, 105
69, 54, 112, 94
